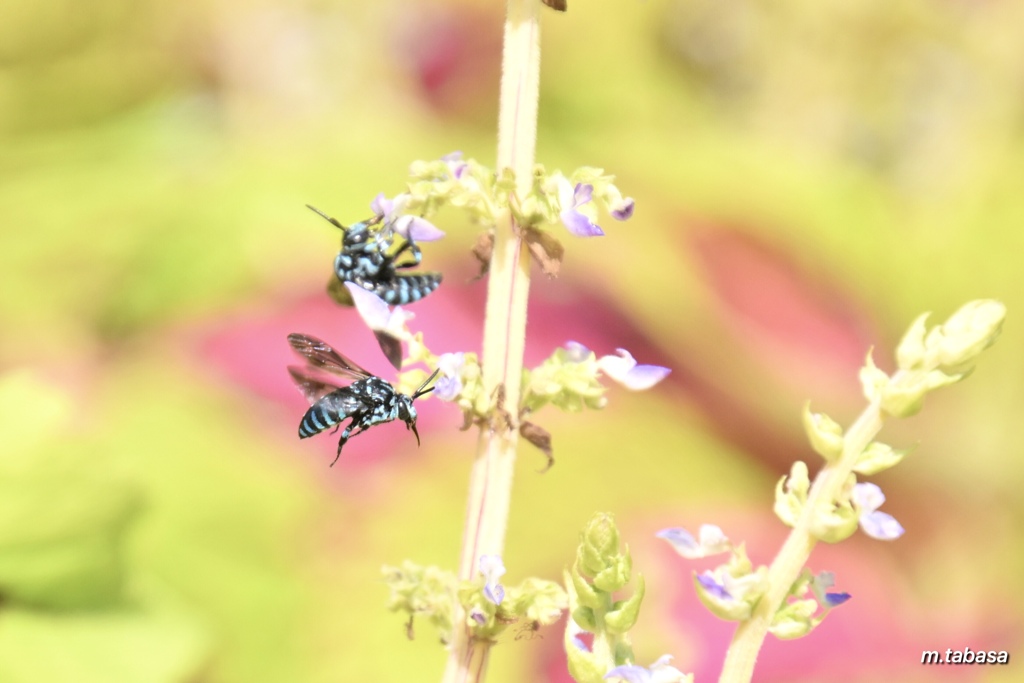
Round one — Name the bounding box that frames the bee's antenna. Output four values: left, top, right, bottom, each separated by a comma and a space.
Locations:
413, 368, 441, 400
306, 204, 346, 230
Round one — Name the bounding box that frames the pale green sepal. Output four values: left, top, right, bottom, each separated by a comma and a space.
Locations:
808, 475, 859, 543
858, 349, 889, 405
802, 403, 844, 462
569, 562, 604, 611
693, 569, 766, 622
604, 574, 645, 634
769, 598, 817, 640
564, 627, 607, 683
895, 312, 930, 371
853, 442, 910, 475
773, 461, 810, 527
572, 605, 598, 632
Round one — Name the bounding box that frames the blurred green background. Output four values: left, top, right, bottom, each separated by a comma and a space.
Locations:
2, 0, 1023, 681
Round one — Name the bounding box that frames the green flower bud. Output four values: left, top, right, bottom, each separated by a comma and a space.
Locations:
577, 513, 622, 578
928, 300, 1006, 374
802, 403, 845, 462
853, 442, 910, 476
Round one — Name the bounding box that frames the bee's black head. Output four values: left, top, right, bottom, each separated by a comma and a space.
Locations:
346, 222, 370, 245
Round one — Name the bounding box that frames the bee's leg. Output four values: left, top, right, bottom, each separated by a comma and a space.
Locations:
330, 428, 350, 467
330, 422, 367, 467
393, 242, 423, 269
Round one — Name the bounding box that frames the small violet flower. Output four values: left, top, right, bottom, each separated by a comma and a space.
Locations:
696, 571, 731, 601
563, 340, 593, 363
478, 554, 505, 605
605, 655, 689, 683
442, 150, 468, 179
370, 192, 445, 242
598, 349, 671, 391
811, 570, 852, 608
433, 352, 465, 402
852, 482, 905, 541
610, 197, 635, 221
345, 283, 415, 339
656, 524, 731, 559
559, 181, 604, 237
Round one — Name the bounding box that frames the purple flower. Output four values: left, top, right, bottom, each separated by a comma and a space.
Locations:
559, 181, 605, 237
598, 349, 671, 390
696, 571, 731, 601
811, 570, 851, 608
656, 524, 730, 559
852, 483, 905, 540
563, 340, 593, 363
605, 655, 688, 683
433, 352, 465, 402
442, 151, 468, 178
478, 554, 505, 605
610, 197, 635, 221
370, 192, 445, 242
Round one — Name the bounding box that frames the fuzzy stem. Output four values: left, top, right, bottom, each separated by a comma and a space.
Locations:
441, 1, 541, 682
717, 396, 888, 683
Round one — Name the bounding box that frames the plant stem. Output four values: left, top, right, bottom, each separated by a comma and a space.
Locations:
717, 399, 887, 683
441, 1, 541, 682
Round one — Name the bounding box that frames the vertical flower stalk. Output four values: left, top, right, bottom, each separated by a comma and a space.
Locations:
442, 1, 541, 682
717, 404, 884, 683
717, 300, 1006, 683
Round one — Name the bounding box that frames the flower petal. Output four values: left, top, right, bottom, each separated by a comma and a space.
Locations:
561, 207, 605, 237
564, 340, 592, 363
656, 528, 701, 558
599, 349, 671, 390
860, 511, 905, 540
370, 192, 393, 217
433, 376, 462, 402
483, 582, 505, 605
394, 215, 446, 242
604, 664, 653, 683
611, 197, 635, 221
572, 183, 594, 208
696, 571, 731, 600
825, 592, 852, 607
620, 364, 671, 390
852, 482, 885, 514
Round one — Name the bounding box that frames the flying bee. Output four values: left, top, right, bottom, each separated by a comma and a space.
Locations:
287, 333, 439, 466
307, 205, 443, 306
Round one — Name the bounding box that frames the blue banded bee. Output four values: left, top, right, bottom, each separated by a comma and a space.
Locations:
287, 333, 439, 466
307, 205, 443, 306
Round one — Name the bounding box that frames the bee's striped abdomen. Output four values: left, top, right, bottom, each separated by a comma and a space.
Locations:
299, 402, 341, 438
370, 273, 443, 305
